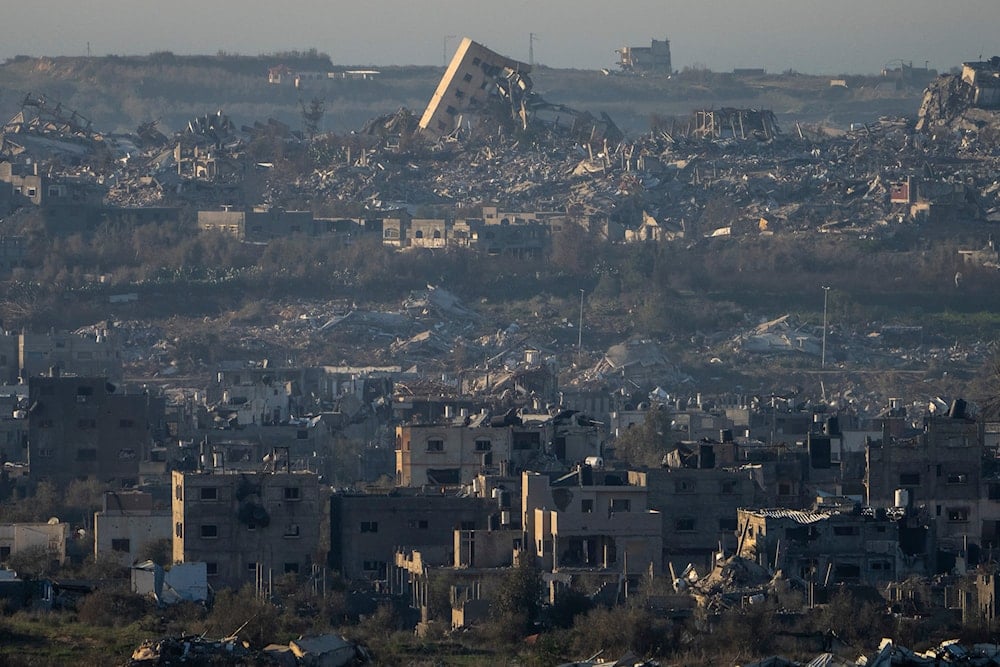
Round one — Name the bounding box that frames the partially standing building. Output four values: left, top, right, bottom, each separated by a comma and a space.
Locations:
419, 38, 529, 138
171, 467, 320, 588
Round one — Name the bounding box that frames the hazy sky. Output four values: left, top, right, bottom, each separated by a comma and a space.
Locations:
2, 0, 997, 74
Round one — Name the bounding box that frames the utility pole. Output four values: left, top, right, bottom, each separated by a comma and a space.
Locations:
821, 286, 831, 368
529, 33, 539, 67
577, 289, 585, 365
443, 35, 456, 68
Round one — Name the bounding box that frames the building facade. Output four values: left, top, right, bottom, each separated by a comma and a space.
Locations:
171, 469, 321, 588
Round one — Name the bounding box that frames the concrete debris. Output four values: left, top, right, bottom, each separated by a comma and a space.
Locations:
556, 654, 659, 667
129, 632, 370, 666
738, 638, 1000, 667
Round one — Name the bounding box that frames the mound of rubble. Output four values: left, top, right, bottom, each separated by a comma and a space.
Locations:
916, 57, 1000, 137
740, 637, 1000, 667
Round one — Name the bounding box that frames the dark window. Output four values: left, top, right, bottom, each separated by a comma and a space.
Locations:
175, 522, 183, 538
283, 562, 299, 574
472, 57, 481, 66
674, 479, 695, 493
200, 525, 218, 538
408, 519, 429, 529
111, 538, 130, 552
948, 507, 970, 522
283, 524, 300, 538
206, 562, 218, 576
426, 438, 444, 452
200, 487, 217, 501
454, 89, 465, 99
720, 480, 738, 494
360, 521, 378, 533
462, 73, 473, 83
284, 486, 301, 500
513, 432, 540, 450
0, 546, 9, 560
899, 473, 921, 486
675, 518, 696, 532
475, 440, 491, 452
582, 499, 594, 513
610, 498, 631, 512
990, 484, 1000, 501
834, 563, 861, 580
947, 473, 968, 485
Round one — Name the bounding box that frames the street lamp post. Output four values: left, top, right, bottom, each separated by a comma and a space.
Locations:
821, 286, 831, 368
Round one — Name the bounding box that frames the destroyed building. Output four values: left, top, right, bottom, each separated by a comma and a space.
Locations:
917, 56, 1000, 132
419, 38, 530, 138
690, 108, 779, 141
736, 507, 902, 586
615, 38, 672, 74
523, 468, 663, 575
330, 490, 493, 583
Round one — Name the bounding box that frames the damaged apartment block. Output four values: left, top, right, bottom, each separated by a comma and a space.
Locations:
419, 37, 623, 145
419, 38, 531, 138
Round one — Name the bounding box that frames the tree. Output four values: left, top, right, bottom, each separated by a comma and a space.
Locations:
300, 97, 325, 139
491, 557, 542, 635
612, 406, 674, 467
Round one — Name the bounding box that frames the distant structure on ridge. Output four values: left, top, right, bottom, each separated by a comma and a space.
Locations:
615, 37, 672, 74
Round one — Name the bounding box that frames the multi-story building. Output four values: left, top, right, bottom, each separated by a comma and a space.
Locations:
395, 411, 602, 487
27, 374, 165, 487
737, 507, 901, 586
419, 38, 529, 138
330, 490, 493, 583
94, 490, 171, 567
522, 468, 662, 575
615, 38, 672, 74
866, 402, 983, 561
636, 460, 760, 574
19, 329, 122, 383
171, 468, 321, 588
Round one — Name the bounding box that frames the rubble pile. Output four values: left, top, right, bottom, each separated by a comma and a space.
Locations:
129, 632, 371, 667
4, 55, 1000, 234
741, 638, 1000, 667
